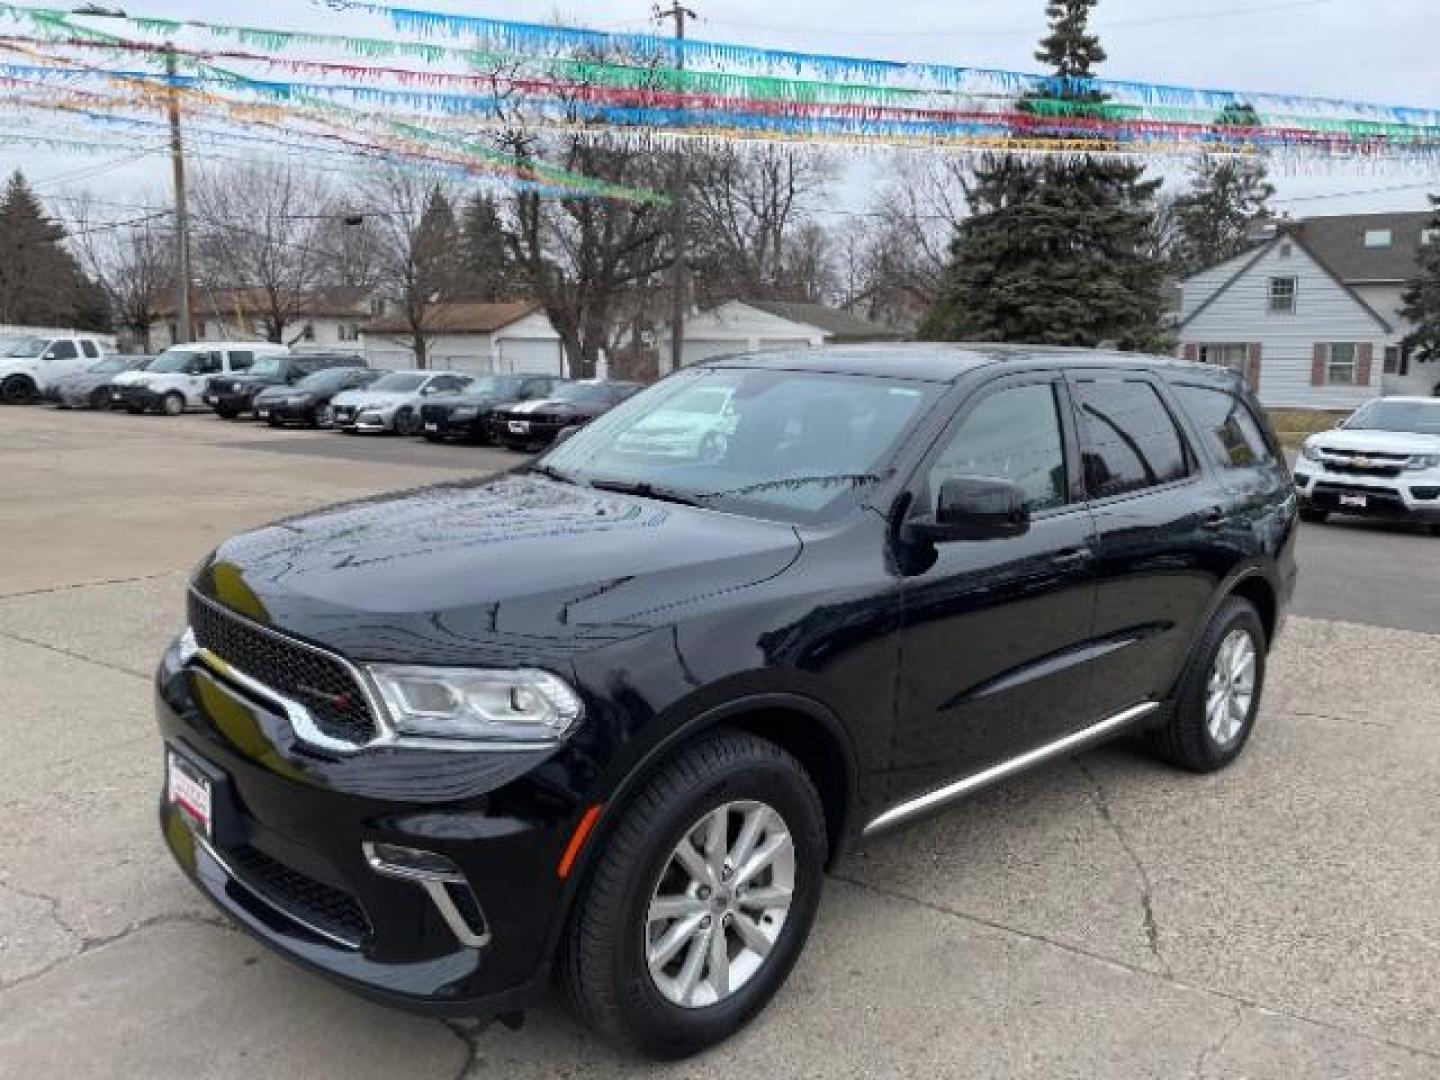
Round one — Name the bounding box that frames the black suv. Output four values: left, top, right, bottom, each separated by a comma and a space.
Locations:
488, 379, 644, 450
155, 347, 1296, 1057
206, 353, 364, 419
420, 374, 568, 443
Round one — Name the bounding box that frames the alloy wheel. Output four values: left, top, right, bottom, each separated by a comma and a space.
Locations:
1206, 626, 1256, 746
645, 800, 795, 1009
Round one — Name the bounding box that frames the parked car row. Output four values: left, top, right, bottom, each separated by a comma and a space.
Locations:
15, 339, 648, 454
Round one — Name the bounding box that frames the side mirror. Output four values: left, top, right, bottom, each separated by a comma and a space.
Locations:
902, 477, 1031, 545
552, 425, 580, 447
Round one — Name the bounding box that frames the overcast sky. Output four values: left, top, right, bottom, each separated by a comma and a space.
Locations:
4, 0, 1439, 219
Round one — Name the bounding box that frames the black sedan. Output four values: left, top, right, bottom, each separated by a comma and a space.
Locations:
206, 353, 364, 419
488, 380, 644, 450
419, 374, 568, 443
253, 366, 387, 428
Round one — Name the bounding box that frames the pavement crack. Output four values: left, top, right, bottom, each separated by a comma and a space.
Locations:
0, 570, 179, 602
442, 1018, 485, 1079
1193, 1004, 1247, 1079
1285, 708, 1394, 731
1075, 759, 1172, 977
0, 626, 150, 680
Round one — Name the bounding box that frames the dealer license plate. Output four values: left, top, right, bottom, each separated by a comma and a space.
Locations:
1339, 493, 1368, 509
424, 422, 438, 432
508, 420, 530, 434
204, 394, 216, 404
257, 409, 270, 419
111, 391, 123, 401
167, 750, 212, 838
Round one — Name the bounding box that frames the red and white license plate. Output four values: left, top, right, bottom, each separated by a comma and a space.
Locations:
1339, 493, 1368, 509
508, 420, 530, 434
167, 750, 212, 837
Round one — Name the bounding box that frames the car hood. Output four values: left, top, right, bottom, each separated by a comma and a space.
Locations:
1311, 429, 1440, 455
330, 389, 415, 409
507, 398, 593, 416
426, 392, 507, 408
53, 372, 113, 391
193, 474, 802, 664
113, 370, 181, 387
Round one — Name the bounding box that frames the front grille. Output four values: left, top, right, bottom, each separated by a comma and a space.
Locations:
332, 406, 356, 422
1311, 483, 1408, 513
188, 591, 378, 745
1324, 461, 1404, 478
226, 844, 369, 945
420, 403, 448, 423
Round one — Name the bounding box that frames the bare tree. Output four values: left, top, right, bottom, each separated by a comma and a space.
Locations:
865, 155, 970, 312
687, 145, 836, 303
361, 165, 467, 367
191, 161, 334, 344
62, 191, 174, 351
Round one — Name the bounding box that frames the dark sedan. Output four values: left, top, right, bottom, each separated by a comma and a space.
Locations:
252, 366, 388, 428
206, 353, 364, 419
420, 374, 568, 443
488, 379, 644, 451
46, 355, 153, 409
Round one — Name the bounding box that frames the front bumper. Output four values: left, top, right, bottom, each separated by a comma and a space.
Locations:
206, 390, 260, 415
111, 384, 160, 411
154, 638, 583, 1015
256, 398, 316, 424
330, 406, 394, 432
490, 417, 568, 448
1293, 466, 1440, 523
421, 410, 486, 440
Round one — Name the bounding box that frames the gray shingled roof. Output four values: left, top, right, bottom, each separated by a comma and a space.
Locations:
739, 299, 904, 341
1288, 211, 1433, 283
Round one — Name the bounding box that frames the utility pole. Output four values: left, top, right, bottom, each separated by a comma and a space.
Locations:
164, 43, 193, 344
655, 2, 695, 376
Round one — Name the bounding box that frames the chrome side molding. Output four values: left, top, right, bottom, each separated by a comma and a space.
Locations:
863, 702, 1159, 836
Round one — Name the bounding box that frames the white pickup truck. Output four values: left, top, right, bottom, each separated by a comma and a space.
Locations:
0, 333, 109, 403
109, 342, 289, 415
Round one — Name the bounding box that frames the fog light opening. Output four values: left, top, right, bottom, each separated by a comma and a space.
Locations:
362, 841, 490, 949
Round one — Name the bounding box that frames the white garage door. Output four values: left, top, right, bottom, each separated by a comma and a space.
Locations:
499, 337, 565, 375
758, 337, 813, 352
681, 338, 743, 367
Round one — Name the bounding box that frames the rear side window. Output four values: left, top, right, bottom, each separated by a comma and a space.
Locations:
49, 341, 79, 359
228, 351, 255, 371
1172, 384, 1276, 470
929, 382, 1070, 513
1073, 379, 1191, 499
81, 340, 100, 358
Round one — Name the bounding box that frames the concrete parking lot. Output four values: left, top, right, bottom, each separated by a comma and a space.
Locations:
1, 406, 1437, 1079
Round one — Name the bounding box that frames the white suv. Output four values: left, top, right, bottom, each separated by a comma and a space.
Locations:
0, 334, 108, 403
110, 343, 289, 415
1294, 396, 1440, 534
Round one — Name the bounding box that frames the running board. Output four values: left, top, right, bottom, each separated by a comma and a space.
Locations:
862, 702, 1159, 836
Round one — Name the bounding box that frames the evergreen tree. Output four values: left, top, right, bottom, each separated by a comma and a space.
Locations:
459, 194, 515, 301
1169, 156, 1274, 275
921, 0, 1168, 350
1400, 195, 1440, 362
0, 170, 95, 327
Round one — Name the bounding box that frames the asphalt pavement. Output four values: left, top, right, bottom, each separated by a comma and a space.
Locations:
1, 406, 1436, 1079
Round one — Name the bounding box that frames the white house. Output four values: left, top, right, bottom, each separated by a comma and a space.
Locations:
657, 299, 904, 374
361, 301, 567, 376
150, 287, 376, 352
1177, 212, 1439, 409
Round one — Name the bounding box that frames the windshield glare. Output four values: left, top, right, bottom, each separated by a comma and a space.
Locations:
247, 357, 285, 376
1344, 401, 1440, 436
4, 336, 47, 357
90, 358, 128, 373
149, 348, 209, 372
297, 367, 355, 389
554, 382, 615, 404
369, 372, 426, 392
540, 367, 939, 521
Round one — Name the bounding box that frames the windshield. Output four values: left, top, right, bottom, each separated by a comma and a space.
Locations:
4, 336, 47, 357
1344, 401, 1440, 436
369, 372, 426, 392
89, 358, 128, 374
460, 376, 522, 396
247, 356, 285, 376
540, 367, 942, 522
297, 366, 358, 390
149, 348, 206, 373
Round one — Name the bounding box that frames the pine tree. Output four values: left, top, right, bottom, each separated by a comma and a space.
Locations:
921, 0, 1168, 350
1169, 155, 1274, 275
0, 170, 95, 327
1400, 195, 1440, 362
459, 194, 515, 301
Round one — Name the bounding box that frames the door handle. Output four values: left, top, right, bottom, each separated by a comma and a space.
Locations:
1051, 547, 1091, 567
1201, 507, 1230, 530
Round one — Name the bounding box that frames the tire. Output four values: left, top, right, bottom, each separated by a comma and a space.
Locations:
266, 415, 283, 428
215, 406, 239, 420
161, 392, 186, 417
125, 403, 145, 415
1430, 524, 1440, 538
560, 729, 826, 1059
1, 374, 38, 404
1146, 596, 1266, 773
1299, 508, 1328, 524
393, 407, 421, 436
88, 387, 109, 410
423, 433, 445, 443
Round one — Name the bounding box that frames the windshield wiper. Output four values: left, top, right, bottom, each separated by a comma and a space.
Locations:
587, 478, 707, 507
529, 463, 580, 486
699, 472, 888, 500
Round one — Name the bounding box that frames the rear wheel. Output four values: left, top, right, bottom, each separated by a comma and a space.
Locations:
215, 405, 239, 420
393, 407, 421, 436
125, 403, 145, 415
88, 387, 109, 410
1, 375, 38, 404
1146, 596, 1266, 772
560, 730, 826, 1059
1299, 508, 1328, 524
266, 414, 283, 428
161, 392, 185, 417
423, 432, 444, 443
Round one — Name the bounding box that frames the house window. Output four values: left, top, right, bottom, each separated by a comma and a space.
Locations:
1384, 345, 1408, 377
1197, 343, 1250, 375
1423, 228, 1440, 247
1278, 242, 1293, 258
338, 323, 360, 342
1323, 343, 1358, 385
1268, 277, 1297, 313
1364, 229, 1393, 248
300, 323, 316, 342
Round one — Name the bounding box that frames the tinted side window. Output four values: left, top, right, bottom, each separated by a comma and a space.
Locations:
1173, 384, 1276, 470
228, 351, 255, 371
929, 382, 1070, 513
81, 340, 100, 358
1073, 380, 1190, 499
192, 351, 223, 375
49, 341, 79, 359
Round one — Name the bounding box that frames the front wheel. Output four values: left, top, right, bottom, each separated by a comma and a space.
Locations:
1146, 596, 1266, 772
88, 387, 109, 410
393, 407, 421, 436
560, 730, 826, 1059
1299, 508, 1328, 524
214, 405, 239, 420
161, 392, 186, 417
1, 375, 38, 404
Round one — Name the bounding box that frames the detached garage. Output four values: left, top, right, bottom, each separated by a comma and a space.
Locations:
656, 299, 904, 374
362, 302, 567, 376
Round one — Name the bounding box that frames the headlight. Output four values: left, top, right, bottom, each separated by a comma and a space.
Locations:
367, 665, 583, 746
451, 406, 478, 420
1300, 443, 1323, 463
1406, 453, 1440, 471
